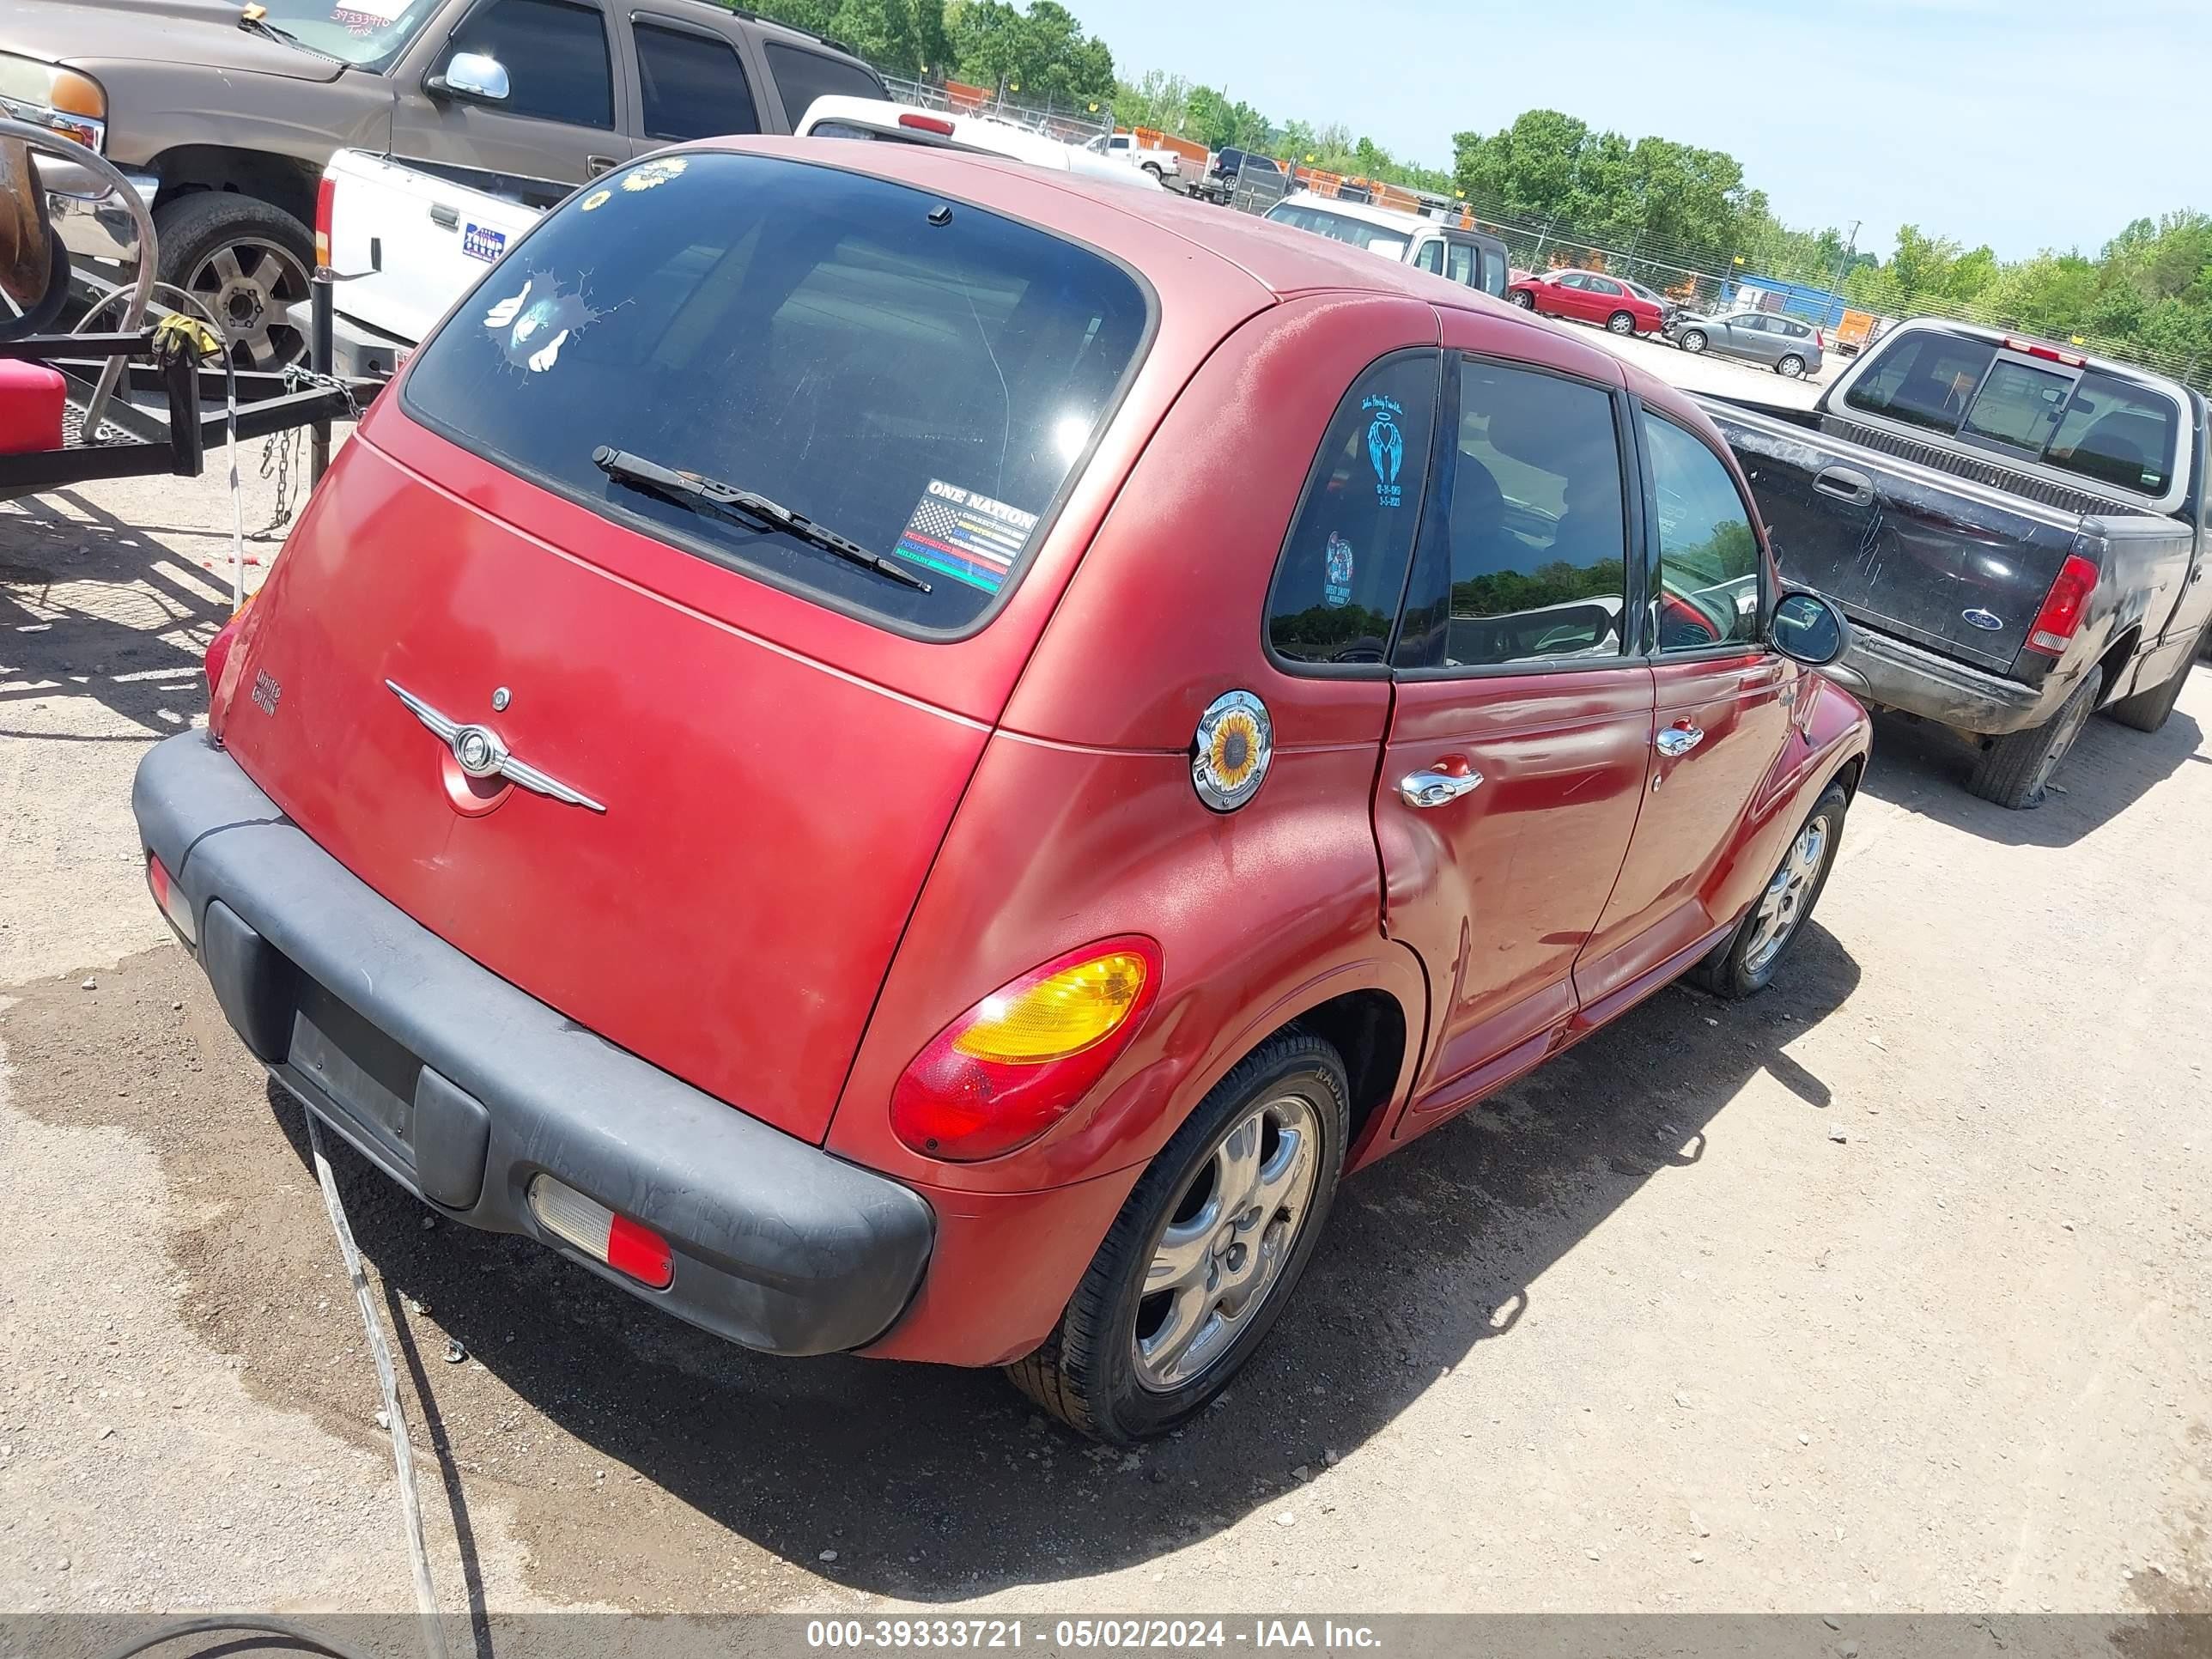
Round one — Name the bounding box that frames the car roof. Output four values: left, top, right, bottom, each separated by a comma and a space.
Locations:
1272, 191, 1427, 234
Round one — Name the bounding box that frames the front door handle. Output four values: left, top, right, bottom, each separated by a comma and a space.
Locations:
1656, 725, 1705, 757
586, 154, 619, 176
1814, 465, 1875, 507
1399, 767, 1484, 809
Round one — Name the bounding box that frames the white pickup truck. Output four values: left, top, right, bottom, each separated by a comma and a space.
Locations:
1083, 131, 1182, 186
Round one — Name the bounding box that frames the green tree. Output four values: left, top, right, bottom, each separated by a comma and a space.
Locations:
945, 0, 1113, 104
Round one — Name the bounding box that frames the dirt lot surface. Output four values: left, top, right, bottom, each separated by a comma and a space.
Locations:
3, 413, 2209, 1630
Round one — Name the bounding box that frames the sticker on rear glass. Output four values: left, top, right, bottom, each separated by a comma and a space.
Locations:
580, 188, 611, 212
483, 273, 607, 374
893, 480, 1038, 594
1323, 532, 1354, 607
461, 222, 505, 264
620, 156, 687, 192
1364, 394, 1406, 507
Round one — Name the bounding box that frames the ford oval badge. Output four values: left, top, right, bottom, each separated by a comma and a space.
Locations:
1961, 609, 2004, 631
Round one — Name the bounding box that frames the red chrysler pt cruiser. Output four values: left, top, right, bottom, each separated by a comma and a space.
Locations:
134, 141, 1869, 1443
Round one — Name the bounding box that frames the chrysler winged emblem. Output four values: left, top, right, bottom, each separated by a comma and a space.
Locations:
386, 680, 605, 814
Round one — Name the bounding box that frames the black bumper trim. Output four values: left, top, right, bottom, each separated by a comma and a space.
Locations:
132, 731, 933, 1357
1823, 624, 2068, 735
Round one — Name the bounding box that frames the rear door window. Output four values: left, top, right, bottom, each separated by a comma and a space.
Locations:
2047, 370, 2179, 494
1641, 412, 1761, 651
1393, 358, 1632, 671
633, 17, 760, 140
436, 0, 614, 128
401, 151, 1150, 635
763, 41, 885, 125
1265, 352, 1439, 668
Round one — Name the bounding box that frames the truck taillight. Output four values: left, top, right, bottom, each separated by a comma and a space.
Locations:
897, 112, 955, 137
2005, 335, 2086, 369
314, 173, 334, 270
890, 939, 1161, 1162
2023, 553, 2099, 656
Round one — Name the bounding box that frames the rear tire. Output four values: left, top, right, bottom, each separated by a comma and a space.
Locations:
1693, 781, 1849, 1000
1607, 310, 1636, 335
1680, 329, 1708, 354
2105, 629, 2203, 732
1777, 354, 1806, 378
1006, 1030, 1348, 1443
1509, 289, 1534, 309
1966, 665, 2102, 808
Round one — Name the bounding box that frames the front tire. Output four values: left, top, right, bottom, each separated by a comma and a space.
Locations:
1680, 328, 1708, 354
153, 190, 315, 371
1607, 310, 1636, 335
1006, 1030, 1347, 1443
1966, 665, 2102, 808
1509, 289, 1535, 309
1694, 781, 1849, 999
1777, 354, 1807, 378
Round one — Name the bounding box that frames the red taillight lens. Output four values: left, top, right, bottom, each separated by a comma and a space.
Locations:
146, 852, 195, 945
526, 1175, 674, 1290
2023, 552, 2099, 656
314, 173, 334, 271
890, 938, 1163, 1163
1814, 329, 1826, 349
204, 601, 247, 697
2005, 335, 2086, 368
898, 112, 955, 137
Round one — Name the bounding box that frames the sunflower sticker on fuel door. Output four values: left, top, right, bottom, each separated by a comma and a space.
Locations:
1364, 393, 1406, 507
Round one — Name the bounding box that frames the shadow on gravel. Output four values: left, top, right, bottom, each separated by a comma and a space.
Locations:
241, 923, 1862, 1607
0, 489, 231, 738
1856, 684, 2204, 849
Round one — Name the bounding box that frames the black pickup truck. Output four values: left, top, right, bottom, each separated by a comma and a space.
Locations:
1698, 319, 2212, 806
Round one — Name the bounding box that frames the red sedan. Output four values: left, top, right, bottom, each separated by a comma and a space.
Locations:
1508, 267, 1668, 336
137, 139, 1868, 1443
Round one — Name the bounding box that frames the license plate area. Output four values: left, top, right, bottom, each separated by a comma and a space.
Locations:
289, 976, 424, 1151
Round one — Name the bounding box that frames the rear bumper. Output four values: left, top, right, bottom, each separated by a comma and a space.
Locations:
1820, 623, 2062, 735
131, 731, 934, 1358
284, 301, 409, 382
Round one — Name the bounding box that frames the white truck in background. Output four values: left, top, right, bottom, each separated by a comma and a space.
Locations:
1083, 131, 1182, 186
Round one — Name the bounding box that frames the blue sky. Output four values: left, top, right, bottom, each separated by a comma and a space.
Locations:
1070, 0, 2209, 262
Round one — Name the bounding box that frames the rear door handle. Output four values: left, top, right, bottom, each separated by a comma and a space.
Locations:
1656, 725, 1705, 757
1399, 767, 1484, 809
1814, 465, 1875, 507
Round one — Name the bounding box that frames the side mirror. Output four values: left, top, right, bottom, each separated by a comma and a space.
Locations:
1771, 590, 1850, 667
0, 134, 70, 340
429, 52, 510, 104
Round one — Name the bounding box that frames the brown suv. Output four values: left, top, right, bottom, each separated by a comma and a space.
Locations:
3, 0, 884, 366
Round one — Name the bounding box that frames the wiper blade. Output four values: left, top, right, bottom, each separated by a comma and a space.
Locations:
592, 446, 931, 593
236, 9, 345, 63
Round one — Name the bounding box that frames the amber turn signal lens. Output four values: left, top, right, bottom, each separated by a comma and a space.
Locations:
49, 70, 106, 119
951, 951, 1150, 1065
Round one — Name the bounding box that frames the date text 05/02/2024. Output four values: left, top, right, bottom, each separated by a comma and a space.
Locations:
805, 1620, 1384, 1650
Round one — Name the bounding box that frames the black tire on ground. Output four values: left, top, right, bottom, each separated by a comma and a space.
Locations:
1509, 289, 1534, 309
1966, 665, 2103, 808
1693, 780, 1850, 1000
1777, 354, 1806, 378
1680, 329, 1708, 354
1607, 310, 1635, 335
152, 190, 315, 370
2105, 628, 2205, 732
1006, 1030, 1349, 1443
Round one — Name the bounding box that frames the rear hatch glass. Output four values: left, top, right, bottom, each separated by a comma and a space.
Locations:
401, 149, 1149, 634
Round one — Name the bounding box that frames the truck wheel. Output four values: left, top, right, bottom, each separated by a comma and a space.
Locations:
1607, 310, 1636, 335
1006, 1030, 1347, 1443
1509, 289, 1534, 309
1693, 781, 1849, 1000
1777, 354, 1807, 378
1680, 328, 1708, 354
154, 191, 314, 372
1142, 161, 1165, 182
2105, 629, 2203, 732
1966, 665, 2102, 808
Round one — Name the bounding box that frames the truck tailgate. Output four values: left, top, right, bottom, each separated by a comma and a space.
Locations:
325, 150, 545, 349
1698, 396, 2085, 672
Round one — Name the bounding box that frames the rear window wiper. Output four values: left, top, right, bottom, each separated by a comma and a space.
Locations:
592, 446, 931, 593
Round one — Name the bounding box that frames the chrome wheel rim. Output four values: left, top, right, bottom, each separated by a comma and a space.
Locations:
1683, 332, 1705, 353
185, 236, 313, 369
1133, 1091, 1321, 1393
1610, 313, 1633, 333
1743, 811, 1831, 975
1510, 291, 1533, 308
2033, 686, 2094, 796
1779, 356, 1804, 378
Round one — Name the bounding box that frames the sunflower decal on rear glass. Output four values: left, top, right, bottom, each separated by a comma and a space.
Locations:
620, 155, 688, 191
482, 273, 606, 374
1191, 690, 1273, 812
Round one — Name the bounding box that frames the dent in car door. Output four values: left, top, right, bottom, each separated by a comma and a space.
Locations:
1375, 344, 1655, 1128
1577, 407, 1790, 1011
392, 0, 632, 192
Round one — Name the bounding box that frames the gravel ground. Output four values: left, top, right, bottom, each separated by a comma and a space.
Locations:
3, 392, 2208, 1629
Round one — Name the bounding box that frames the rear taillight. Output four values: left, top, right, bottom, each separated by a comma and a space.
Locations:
204, 599, 248, 697
314, 172, 334, 271
2024, 553, 2099, 656
1814, 328, 1826, 349
897, 112, 955, 137
890, 939, 1162, 1162
146, 852, 195, 946
2005, 335, 2086, 368
527, 1176, 674, 1289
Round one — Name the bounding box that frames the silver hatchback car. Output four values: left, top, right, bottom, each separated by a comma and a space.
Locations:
1672, 310, 1826, 378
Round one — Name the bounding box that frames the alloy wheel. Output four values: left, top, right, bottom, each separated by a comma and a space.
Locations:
185, 236, 313, 370
1131, 1091, 1321, 1392
1743, 811, 1832, 975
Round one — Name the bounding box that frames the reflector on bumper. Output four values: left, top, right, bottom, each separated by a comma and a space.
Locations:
526, 1174, 674, 1290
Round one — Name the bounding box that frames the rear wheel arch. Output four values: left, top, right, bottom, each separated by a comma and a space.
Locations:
2097, 625, 2144, 702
